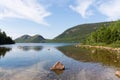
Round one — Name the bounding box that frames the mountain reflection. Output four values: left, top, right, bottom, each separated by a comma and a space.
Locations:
0, 47, 11, 58
17, 46, 43, 51
58, 46, 120, 68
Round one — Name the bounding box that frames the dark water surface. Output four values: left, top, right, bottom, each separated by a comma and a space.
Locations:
0, 43, 120, 80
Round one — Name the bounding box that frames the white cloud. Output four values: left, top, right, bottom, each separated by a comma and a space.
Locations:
70, 0, 120, 20
69, 0, 94, 18
0, 0, 51, 25
98, 0, 120, 20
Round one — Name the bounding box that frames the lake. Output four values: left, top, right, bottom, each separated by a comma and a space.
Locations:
0, 43, 120, 80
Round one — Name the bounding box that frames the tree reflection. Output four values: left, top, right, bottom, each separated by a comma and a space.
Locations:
0, 47, 11, 58
17, 46, 43, 51
58, 46, 120, 68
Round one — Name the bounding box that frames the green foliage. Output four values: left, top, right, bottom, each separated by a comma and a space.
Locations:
51, 21, 111, 42
85, 20, 120, 47
0, 30, 15, 45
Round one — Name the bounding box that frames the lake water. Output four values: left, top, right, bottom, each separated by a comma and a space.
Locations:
0, 43, 120, 80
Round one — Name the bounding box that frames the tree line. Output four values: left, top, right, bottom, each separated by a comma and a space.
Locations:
0, 29, 15, 45
85, 20, 120, 47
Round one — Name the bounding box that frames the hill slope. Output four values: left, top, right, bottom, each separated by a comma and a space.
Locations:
15, 34, 45, 43
52, 22, 111, 42
84, 20, 120, 47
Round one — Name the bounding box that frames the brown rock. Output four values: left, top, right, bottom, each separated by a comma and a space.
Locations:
50, 61, 65, 70
52, 69, 64, 75
115, 71, 120, 78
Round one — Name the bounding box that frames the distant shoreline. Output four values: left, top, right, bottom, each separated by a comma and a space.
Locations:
76, 44, 120, 53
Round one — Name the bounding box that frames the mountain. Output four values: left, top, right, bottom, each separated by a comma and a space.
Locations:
15, 34, 45, 43
51, 21, 111, 42
15, 35, 31, 42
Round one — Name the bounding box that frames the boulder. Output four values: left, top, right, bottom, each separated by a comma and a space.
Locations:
115, 71, 120, 78
50, 61, 65, 70
52, 69, 64, 75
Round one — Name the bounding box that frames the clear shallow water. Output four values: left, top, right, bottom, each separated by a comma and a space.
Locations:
0, 43, 120, 80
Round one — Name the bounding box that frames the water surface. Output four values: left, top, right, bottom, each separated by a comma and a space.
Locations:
0, 43, 120, 80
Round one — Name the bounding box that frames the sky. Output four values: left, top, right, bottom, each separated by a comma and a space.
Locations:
0, 0, 120, 39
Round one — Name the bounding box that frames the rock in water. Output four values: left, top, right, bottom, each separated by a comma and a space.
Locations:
115, 71, 120, 78
52, 69, 64, 75
50, 61, 65, 70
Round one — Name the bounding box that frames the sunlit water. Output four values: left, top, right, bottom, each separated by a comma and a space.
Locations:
0, 43, 120, 80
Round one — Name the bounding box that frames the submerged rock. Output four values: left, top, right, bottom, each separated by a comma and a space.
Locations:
52, 69, 64, 75
50, 61, 65, 70
115, 71, 120, 78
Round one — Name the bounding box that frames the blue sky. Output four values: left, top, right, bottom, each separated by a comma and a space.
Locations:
0, 0, 120, 39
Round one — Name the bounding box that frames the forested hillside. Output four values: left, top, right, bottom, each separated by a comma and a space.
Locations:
85, 20, 120, 47
0, 30, 15, 45
51, 22, 111, 42
15, 34, 45, 43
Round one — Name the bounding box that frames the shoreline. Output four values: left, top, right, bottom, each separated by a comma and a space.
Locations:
76, 44, 120, 53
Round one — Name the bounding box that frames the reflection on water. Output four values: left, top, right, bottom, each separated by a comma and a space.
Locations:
0, 47, 11, 58
17, 46, 43, 51
0, 43, 120, 80
58, 46, 120, 68
51, 69, 64, 75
